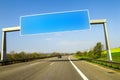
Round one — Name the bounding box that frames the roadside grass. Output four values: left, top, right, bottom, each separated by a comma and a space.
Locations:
100, 47, 120, 62
111, 52, 120, 62
102, 47, 120, 54
74, 47, 120, 71
74, 47, 120, 62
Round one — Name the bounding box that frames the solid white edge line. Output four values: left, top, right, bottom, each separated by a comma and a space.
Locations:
68, 57, 89, 80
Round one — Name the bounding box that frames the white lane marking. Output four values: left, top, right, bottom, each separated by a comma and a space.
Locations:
68, 57, 89, 80
29, 62, 41, 66
50, 62, 54, 66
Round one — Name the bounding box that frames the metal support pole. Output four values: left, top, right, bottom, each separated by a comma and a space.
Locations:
103, 22, 112, 61
1, 27, 20, 61
1, 31, 7, 61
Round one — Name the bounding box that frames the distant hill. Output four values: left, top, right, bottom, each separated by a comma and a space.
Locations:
102, 47, 120, 54
110, 47, 120, 52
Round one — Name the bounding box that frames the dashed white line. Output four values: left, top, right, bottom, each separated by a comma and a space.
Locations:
68, 57, 89, 80
29, 62, 41, 66
50, 62, 55, 66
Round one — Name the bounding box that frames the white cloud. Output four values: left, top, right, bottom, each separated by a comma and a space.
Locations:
59, 40, 81, 46
54, 32, 63, 36
45, 38, 52, 41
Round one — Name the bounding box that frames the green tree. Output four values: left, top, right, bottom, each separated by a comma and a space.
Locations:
88, 50, 94, 58
75, 51, 83, 57
93, 42, 103, 58
83, 51, 88, 57
51, 52, 59, 57
17, 51, 26, 60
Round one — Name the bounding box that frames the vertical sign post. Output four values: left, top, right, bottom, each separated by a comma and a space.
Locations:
1, 27, 20, 62
90, 20, 112, 61
103, 22, 112, 61
1, 31, 7, 61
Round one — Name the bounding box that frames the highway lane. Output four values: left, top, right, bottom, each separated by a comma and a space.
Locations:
71, 56, 120, 80
0, 56, 120, 80
0, 56, 82, 80
73, 60, 120, 80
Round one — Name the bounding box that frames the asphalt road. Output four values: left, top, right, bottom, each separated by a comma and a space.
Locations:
0, 56, 120, 80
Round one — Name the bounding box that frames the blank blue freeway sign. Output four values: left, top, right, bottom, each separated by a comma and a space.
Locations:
20, 10, 90, 35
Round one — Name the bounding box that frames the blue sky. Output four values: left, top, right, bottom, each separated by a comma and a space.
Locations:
0, 0, 120, 53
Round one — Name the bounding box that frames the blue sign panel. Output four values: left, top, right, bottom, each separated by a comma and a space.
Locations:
20, 10, 90, 35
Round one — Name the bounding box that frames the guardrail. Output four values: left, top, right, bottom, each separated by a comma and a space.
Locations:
0, 55, 61, 66
0, 57, 49, 65
80, 58, 120, 70
0, 59, 33, 65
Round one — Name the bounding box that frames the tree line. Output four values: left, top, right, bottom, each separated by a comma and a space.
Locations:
75, 42, 103, 59
0, 51, 67, 62
0, 42, 102, 62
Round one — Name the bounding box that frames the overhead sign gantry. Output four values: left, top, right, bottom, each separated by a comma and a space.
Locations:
1, 10, 112, 61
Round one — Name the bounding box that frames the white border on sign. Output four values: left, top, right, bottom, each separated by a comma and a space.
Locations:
20, 9, 91, 36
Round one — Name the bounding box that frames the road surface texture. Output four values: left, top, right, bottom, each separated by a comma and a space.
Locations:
0, 56, 120, 80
